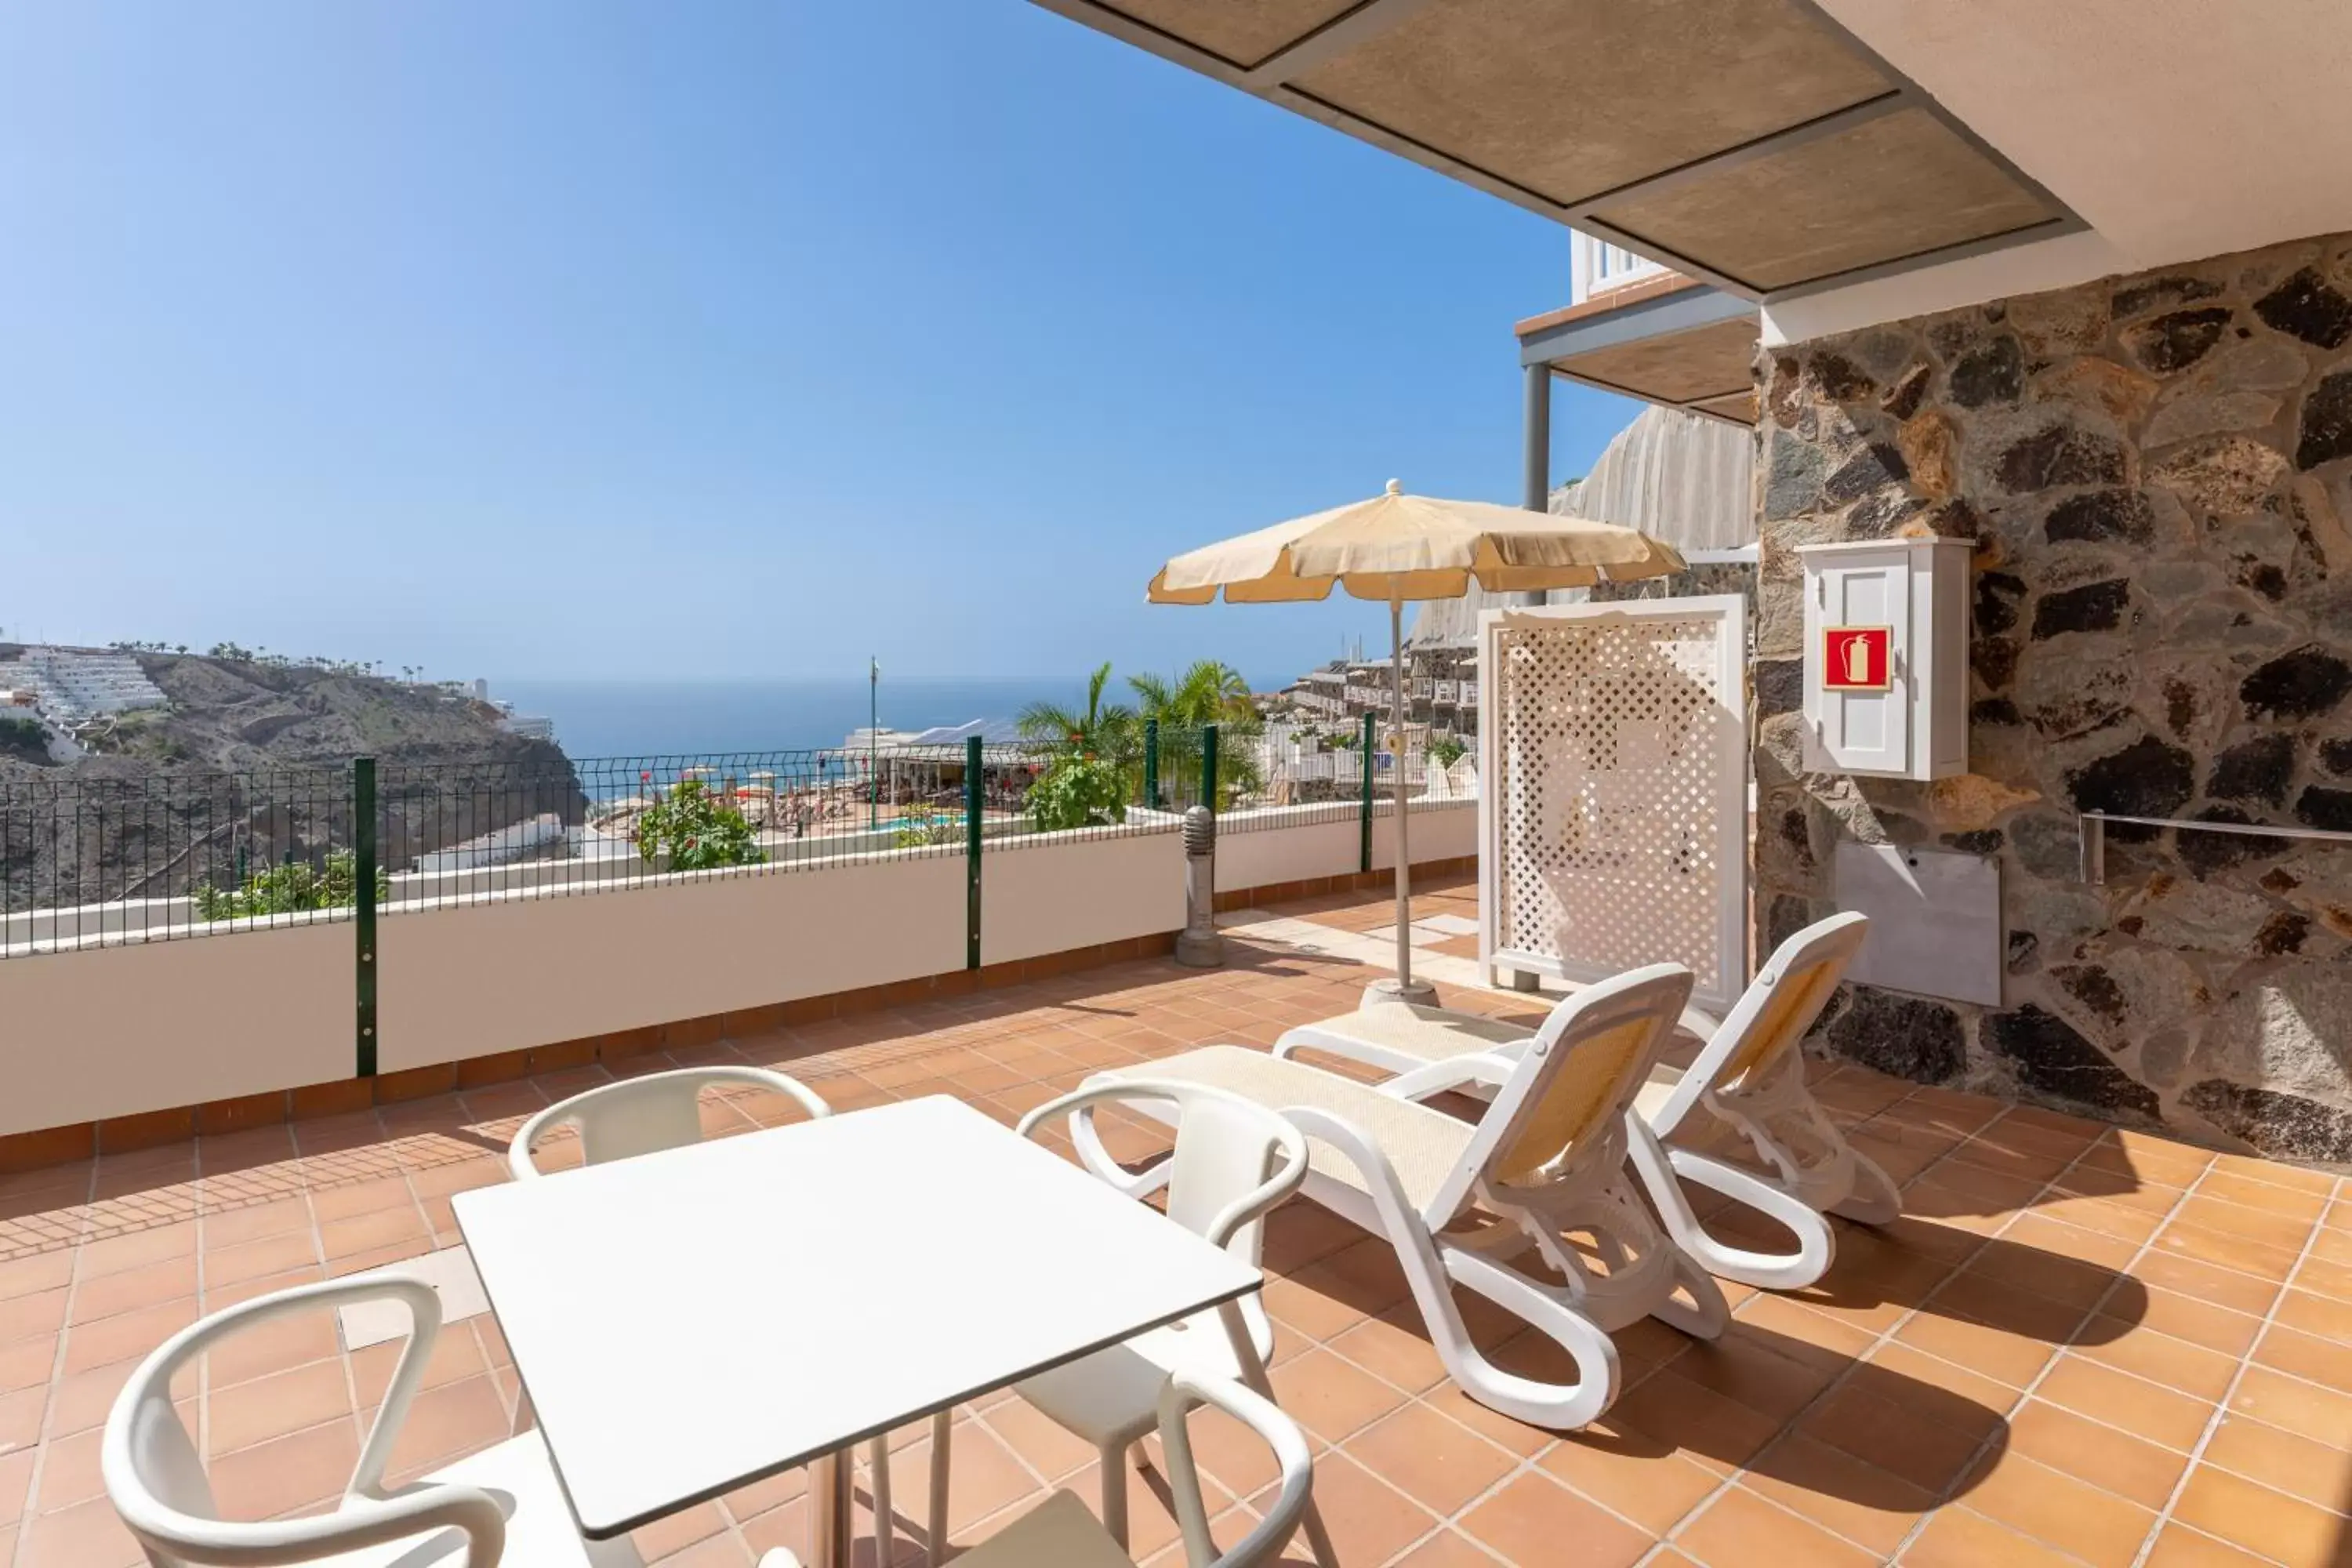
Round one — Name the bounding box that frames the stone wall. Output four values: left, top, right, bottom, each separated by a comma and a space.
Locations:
1755, 230, 2352, 1162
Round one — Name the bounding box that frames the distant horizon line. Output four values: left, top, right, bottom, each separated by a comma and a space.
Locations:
490, 670, 1308, 688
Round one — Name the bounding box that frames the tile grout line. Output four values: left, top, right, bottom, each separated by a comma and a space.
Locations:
13, 1156, 97, 1565
2126, 1167, 2347, 1568
1884, 1141, 2220, 1566
1268, 1081, 2088, 1566
1634, 1098, 2067, 1559
1650, 1102, 2192, 1566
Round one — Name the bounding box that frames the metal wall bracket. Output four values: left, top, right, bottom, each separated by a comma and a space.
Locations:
2076, 811, 2352, 884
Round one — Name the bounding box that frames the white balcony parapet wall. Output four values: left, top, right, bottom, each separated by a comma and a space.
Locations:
378, 851, 971, 1076
1211, 798, 1477, 895
0, 800, 1477, 1138
0, 921, 350, 1137
980, 830, 1184, 967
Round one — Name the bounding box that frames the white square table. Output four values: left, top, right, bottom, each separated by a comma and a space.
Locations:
453, 1093, 1261, 1563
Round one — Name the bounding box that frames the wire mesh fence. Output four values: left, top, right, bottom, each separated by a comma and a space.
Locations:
0, 725, 1477, 955
0, 767, 360, 951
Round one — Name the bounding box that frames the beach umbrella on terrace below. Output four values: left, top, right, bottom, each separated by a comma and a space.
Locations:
1149, 479, 1686, 1002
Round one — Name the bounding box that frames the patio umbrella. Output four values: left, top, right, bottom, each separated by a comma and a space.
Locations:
1149, 480, 1686, 1002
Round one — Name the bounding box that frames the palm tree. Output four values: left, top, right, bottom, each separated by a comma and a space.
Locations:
1130, 661, 1265, 808
1127, 660, 1258, 728
1018, 662, 1139, 767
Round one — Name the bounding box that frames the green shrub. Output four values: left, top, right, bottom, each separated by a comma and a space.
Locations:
636, 777, 764, 870
1428, 735, 1468, 768
194, 851, 388, 920
892, 810, 963, 848
1028, 755, 1128, 833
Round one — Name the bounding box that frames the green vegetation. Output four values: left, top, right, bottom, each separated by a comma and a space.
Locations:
891, 809, 963, 848
194, 851, 389, 920
0, 715, 47, 764
1026, 754, 1129, 833
635, 777, 764, 870
1428, 735, 1468, 768
1018, 659, 1265, 810
1017, 662, 1141, 771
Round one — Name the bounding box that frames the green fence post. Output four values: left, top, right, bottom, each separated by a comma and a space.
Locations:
1142, 718, 1160, 811
1200, 724, 1218, 815
965, 735, 982, 971
1359, 711, 1374, 873
353, 757, 378, 1077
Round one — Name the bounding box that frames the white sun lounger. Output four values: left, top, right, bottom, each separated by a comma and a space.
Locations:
1066, 964, 1726, 1432
1269, 913, 1900, 1291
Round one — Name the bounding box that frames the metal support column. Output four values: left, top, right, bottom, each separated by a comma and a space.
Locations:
1358, 711, 1374, 873
352, 756, 378, 1077
1143, 718, 1160, 810
1522, 361, 1553, 605
1200, 724, 1218, 815
964, 735, 982, 969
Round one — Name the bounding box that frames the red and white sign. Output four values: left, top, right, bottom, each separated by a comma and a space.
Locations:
1822, 625, 1893, 691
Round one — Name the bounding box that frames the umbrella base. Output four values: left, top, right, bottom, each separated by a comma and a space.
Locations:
1362, 976, 1439, 1007
1176, 929, 1226, 968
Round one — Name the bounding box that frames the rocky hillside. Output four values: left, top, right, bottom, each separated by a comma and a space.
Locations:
0, 654, 585, 911
0, 652, 557, 774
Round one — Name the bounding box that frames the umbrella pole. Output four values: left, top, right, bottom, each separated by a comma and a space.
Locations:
1382, 590, 1432, 1004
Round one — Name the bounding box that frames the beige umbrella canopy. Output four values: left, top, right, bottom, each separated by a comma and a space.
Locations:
1149, 480, 1686, 1002
1149, 480, 1685, 604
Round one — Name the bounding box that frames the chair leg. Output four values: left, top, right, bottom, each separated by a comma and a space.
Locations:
1098, 1439, 1130, 1549
1628, 1122, 1837, 1292
1286, 1106, 1623, 1429
1831, 1152, 1903, 1225
869, 1435, 892, 1565
927, 1410, 953, 1563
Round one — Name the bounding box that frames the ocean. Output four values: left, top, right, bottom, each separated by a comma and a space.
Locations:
489, 677, 1094, 760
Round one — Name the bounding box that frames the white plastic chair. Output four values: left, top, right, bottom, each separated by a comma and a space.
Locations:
1074, 964, 1724, 1432
102, 1274, 652, 1566
506, 1065, 831, 1179
506, 1066, 874, 1563
1271, 913, 1899, 1290
989, 1081, 1325, 1562
950, 1371, 1312, 1568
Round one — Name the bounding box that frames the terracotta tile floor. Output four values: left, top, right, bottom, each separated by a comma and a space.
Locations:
3, 877, 2349, 1566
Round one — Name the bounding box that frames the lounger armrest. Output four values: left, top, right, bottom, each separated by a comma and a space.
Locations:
1021, 1077, 1309, 1249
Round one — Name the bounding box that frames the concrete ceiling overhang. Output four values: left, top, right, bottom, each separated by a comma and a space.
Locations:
1028, 0, 2085, 302
1517, 280, 1762, 426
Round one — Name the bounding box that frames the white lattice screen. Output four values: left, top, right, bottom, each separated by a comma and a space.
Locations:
1478, 597, 1748, 1014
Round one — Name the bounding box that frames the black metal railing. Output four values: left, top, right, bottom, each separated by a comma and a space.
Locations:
0, 724, 1474, 954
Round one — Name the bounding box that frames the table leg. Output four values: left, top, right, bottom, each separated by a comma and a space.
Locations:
1218, 1301, 1340, 1568
809, 1449, 854, 1568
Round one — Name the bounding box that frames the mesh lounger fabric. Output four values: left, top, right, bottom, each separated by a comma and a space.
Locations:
1308, 1003, 1530, 1062
1134, 1046, 1475, 1216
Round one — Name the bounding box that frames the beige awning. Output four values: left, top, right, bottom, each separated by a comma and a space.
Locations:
1029, 0, 2076, 299
1518, 279, 1762, 426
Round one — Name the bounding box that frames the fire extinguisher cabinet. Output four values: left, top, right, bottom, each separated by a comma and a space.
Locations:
1798, 536, 1972, 781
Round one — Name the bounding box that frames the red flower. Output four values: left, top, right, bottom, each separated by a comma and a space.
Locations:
640, 770, 652, 782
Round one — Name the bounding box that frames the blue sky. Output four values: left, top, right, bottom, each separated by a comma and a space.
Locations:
0, 2, 1639, 688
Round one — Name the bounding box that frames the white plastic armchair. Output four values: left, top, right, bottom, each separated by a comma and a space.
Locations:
103, 1275, 632, 1566
961, 1080, 1323, 1560
504, 1066, 866, 1563
950, 1370, 1312, 1568
506, 1065, 830, 1180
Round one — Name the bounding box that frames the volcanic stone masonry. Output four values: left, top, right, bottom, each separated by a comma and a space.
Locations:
1753, 230, 2352, 1161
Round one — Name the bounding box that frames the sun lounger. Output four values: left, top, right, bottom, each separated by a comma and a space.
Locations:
1270, 913, 1901, 1290
1065, 964, 1726, 1431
